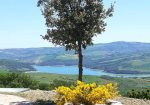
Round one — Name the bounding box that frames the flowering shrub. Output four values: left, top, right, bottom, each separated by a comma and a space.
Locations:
54, 81, 119, 105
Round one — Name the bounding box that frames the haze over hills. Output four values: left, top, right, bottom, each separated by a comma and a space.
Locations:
0, 41, 150, 74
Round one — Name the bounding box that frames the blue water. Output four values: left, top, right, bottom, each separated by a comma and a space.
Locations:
32, 65, 150, 78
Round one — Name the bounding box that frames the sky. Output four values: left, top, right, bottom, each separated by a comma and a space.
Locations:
0, 0, 150, 49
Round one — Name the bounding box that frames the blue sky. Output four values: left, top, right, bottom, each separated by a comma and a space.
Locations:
0, 0, 150, 49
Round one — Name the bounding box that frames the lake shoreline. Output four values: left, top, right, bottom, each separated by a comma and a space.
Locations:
35, 64, 150, 75
34, 64, 150, 74
30, 65, 150, 78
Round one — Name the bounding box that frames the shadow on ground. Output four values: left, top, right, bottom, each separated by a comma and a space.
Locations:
9, 101, 32, 105
9, 100, 55, 105
32, 100, 56, 105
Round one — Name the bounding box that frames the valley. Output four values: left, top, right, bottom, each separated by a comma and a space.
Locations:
1, 41, 150, 75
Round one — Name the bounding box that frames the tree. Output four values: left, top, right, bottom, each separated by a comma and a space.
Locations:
37, 0, 114, 81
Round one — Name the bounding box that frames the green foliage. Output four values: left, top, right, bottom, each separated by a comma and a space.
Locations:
38, 79, 75, 90
39, 83, 51, 90
29, 73, 150, 95
37, 0, 114, 50
0, 84, 4, 88
127, 89, 150, 100
0, 59, 35, 71
0, 72, 39, 89
49, 79, 75, 90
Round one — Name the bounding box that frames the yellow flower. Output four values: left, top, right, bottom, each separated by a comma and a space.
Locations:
77, 80, 83, 85
54, 81, 119, 105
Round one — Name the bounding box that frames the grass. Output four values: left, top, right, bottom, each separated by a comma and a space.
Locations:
0, 70, 149, 96
28, 73, 112, 84
0, 70, 9, 74
29, 73, 150, 95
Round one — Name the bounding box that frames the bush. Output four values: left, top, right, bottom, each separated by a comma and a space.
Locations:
0, 72, 76, 91
39, 83, 51, 90
38, 79, 75, 90
54, 81, 119, 105
0, 84, 4, 88
127, 89, 150, 100
49, 79, 75, 90
0, 72, 39, 89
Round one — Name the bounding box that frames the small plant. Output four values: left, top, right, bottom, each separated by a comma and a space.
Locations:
55, 81, 119, 105
39, 83, 51, 90
127, 89, 150, 100
0, 72, 39, 89
49, 79, 75, 90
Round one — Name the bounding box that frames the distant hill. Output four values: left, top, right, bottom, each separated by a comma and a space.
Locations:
0, 41, 150, 74
0, 59, 35, 72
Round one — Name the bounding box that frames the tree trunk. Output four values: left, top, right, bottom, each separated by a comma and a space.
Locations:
78, 41, 83, 81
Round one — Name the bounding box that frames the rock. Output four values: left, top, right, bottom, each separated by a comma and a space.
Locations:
107, 99, 123, 105
0, 94, 32, 105
0, 88, 30, 93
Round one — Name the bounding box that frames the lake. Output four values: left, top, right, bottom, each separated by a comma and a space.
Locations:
32, 65, 150, 78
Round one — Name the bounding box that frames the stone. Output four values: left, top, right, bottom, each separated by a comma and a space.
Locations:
107, 99, 123, 105
0, 88, 30, 93
64, 100, 123, 105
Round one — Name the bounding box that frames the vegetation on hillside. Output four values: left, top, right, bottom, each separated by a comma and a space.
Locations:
0, 71, 149, 100
0, 71, 75, 90
28, 73, 150, 96
0, 59, 35, 71
1, 42, 150, 74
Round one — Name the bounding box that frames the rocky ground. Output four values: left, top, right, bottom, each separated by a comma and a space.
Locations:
19, 90, 150, 105
0, 90, 149, 105
20, 90, 56, 102
114, 97, 150, 105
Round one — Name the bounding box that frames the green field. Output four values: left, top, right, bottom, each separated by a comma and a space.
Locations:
28, 73, 150, 95
0, 69, 149, 96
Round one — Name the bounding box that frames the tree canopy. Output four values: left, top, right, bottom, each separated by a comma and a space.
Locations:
38, 0, 114, 50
